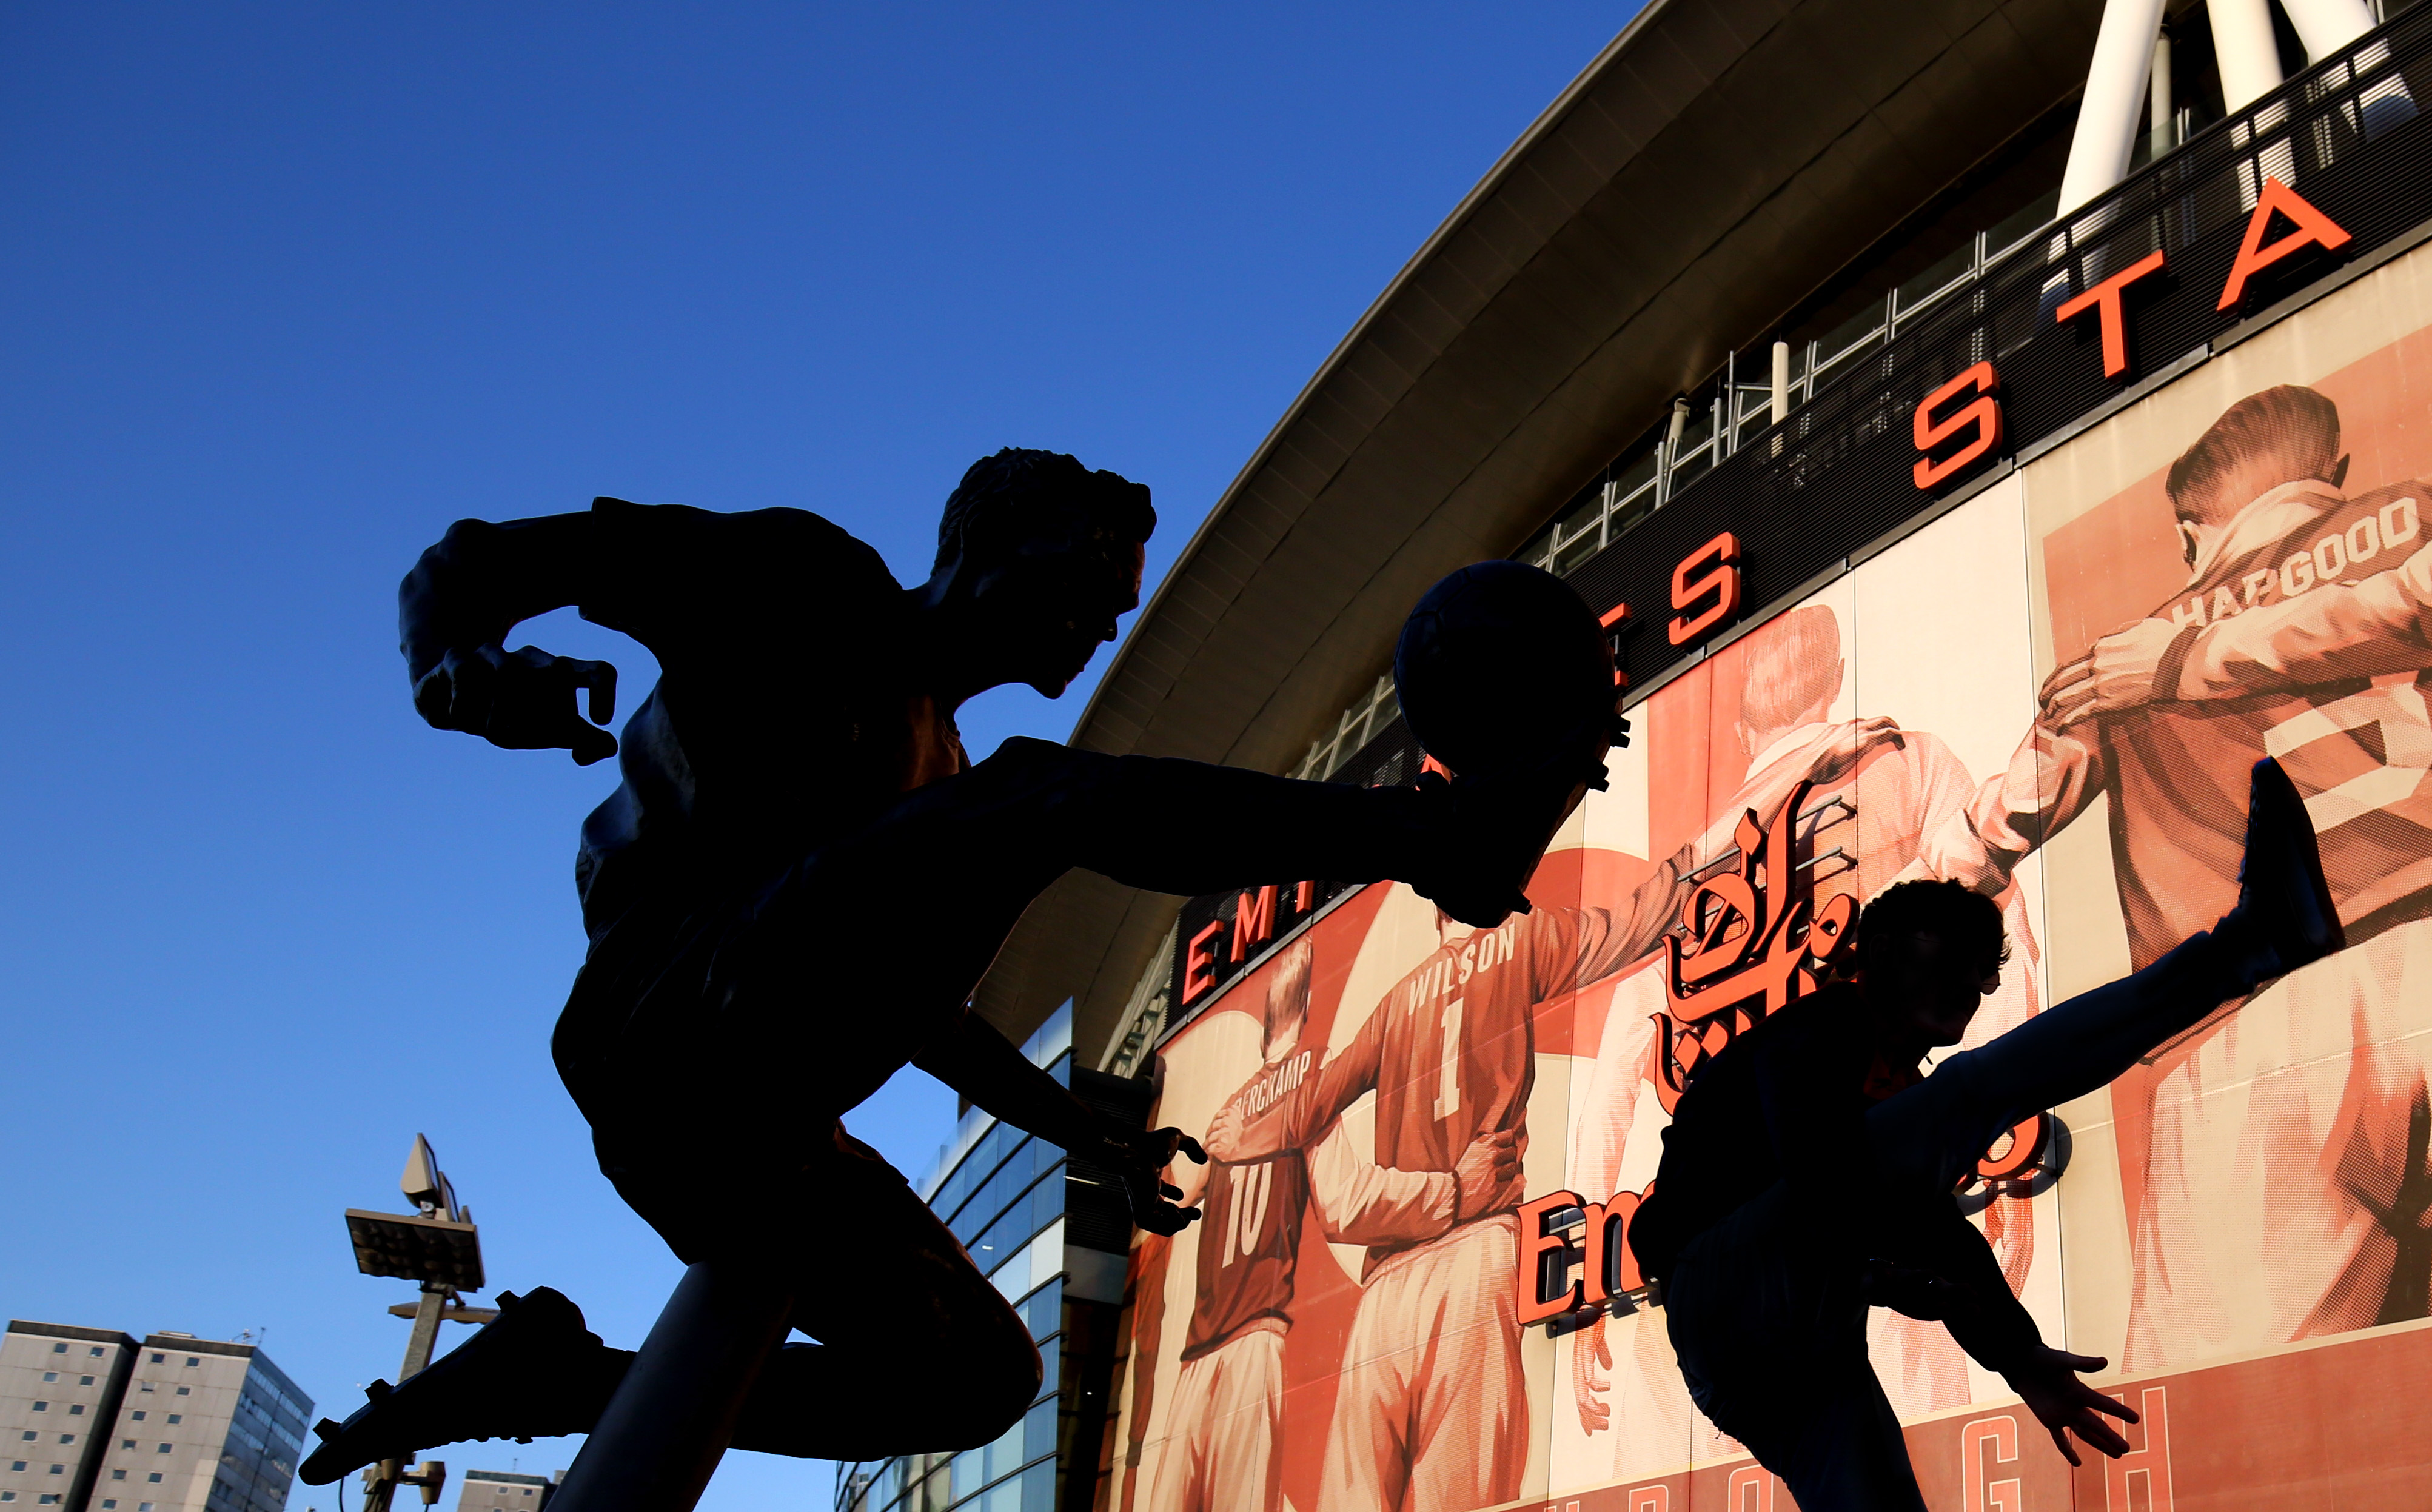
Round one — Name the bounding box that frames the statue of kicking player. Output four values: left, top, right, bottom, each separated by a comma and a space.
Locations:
300, 449, 1616, 1492
1627, 757, 2344, 1511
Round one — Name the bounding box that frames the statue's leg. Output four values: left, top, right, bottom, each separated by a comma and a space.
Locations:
1662, 1219, 1927, 1510
549, 1135, 1036, 1512
1867, 754, 2345, 1200
723, 1160, 1042, 1459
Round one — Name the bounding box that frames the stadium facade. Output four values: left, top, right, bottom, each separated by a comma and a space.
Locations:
880, 1, 2432, 1508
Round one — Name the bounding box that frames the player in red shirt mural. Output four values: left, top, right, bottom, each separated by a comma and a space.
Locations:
1567, 604, 2044, 1480
1139, 938, 1520, 1512
1918, 384, 2432, 1366
1205, 903, 1649, 1512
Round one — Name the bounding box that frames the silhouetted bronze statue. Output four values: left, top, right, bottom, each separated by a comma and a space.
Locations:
303, 450, 1621, 1511
1630, 758, 2344, 1511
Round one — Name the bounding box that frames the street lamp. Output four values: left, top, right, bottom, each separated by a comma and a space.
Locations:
340, 1136, 487, 1512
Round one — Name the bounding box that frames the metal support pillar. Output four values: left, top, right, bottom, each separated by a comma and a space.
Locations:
2149, 27, 2176, 161
2281, 0, 2377, 61
2059, 0, 2168, 213
547, 1263, 796, 1512
2214, 0, 2288, 112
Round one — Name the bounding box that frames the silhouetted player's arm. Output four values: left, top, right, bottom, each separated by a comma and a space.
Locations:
401, 498, 881, 765
917, 1010, 1206, 1234
400, 506, 625, 763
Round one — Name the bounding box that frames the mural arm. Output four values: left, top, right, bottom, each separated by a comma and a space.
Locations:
1204, 1003, 1384, 1163
2045, 540, 2432, 726
1908, 721, 2105, 895
1305, 1124, 1455, 1245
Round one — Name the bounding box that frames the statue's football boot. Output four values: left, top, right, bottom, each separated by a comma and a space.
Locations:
2213, 756, 2347, 989
300, 1288, 626, 1485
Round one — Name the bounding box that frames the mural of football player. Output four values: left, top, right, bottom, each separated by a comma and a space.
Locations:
1204, 902, 1652, 1512
1919, 383, 2432, 1366
1567, 604, 2043, 1475
1130, 938, 1524, 1512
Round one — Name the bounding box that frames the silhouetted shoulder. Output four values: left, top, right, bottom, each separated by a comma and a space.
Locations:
581, 498, 903, 651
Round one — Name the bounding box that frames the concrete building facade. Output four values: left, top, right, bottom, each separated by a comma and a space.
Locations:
1, 1325, 309, 1512
451, 1469, 555, 1512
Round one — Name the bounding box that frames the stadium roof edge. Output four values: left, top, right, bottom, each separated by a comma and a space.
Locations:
977, 0, 2105, 1063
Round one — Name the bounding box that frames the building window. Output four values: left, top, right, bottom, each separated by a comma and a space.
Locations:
155, 1445, 169, 1454
8, 1462, 22, 1472
41, 1374, 56, 1384
147, 1355, 162, 1365
183, 1360, 197, 1369
40, 1496, 59, 1506
112, 1471, 125, 1481
2, 1493, 14, 1502
129, 1414, 144, 1423
147, 1476, 160, 1484
67, 1408, 82, 1417
87, 1350, 101, 1359
137, 1386, 152, 1395
104, 1502, 118, 1510
45, 1468, 60, 1478
56, 1437, 71, 1447
29, 1406, 44, 1415
173, 1390, 187, 1398
118, 1441, 133, 1451
79, 1379, 93, 1388
164, 1419, 178, 1427
50, 1345, 65, 1355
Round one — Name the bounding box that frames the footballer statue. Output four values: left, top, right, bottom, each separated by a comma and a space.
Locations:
301, 450, 1625, 1512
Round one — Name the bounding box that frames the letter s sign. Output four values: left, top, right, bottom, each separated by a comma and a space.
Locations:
1669, 532, 1741, 647
1912, 361, 2002, 490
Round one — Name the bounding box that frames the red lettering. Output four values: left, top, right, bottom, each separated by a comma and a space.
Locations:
1960, 1416, 2021, 1512
1230, 885, 1278, 962
2056, 249, 2166, 378
1668, 533, 1741, 647
1975, 1113, 2049, 1185
1912, 362, 2003, 490
2219, 177, 2352, 311
1293, 879, 1315, 912
1600, 601, 1631, 687
1723, 1468, 1774, 1511
1516, 1190, 1585, 1325
1577, 1187, 1649, 1306
1181, 920, 1224, 1004
2103, 1386, 2175, 1510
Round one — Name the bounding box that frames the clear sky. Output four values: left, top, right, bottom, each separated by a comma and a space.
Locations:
0, 6, 1627, 1510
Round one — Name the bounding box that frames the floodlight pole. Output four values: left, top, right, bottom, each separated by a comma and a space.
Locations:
363, 1282, 454, 1512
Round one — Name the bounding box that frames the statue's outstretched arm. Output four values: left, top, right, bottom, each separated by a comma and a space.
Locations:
399, 509, 621, 764
916, 1009, 1207, 1236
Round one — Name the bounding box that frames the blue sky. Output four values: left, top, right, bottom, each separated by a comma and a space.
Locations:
0, 6, 1626, 1509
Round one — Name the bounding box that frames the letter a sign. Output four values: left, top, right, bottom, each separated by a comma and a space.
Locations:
2219, 178, 2352, 310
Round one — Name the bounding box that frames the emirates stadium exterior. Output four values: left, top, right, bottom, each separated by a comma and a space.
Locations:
845, 1, 2432, 1508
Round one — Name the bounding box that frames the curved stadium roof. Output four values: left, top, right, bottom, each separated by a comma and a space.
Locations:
977, 0, 2107, 1065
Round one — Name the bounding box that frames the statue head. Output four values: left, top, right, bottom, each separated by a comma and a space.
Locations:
923, 448, 1156, 697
